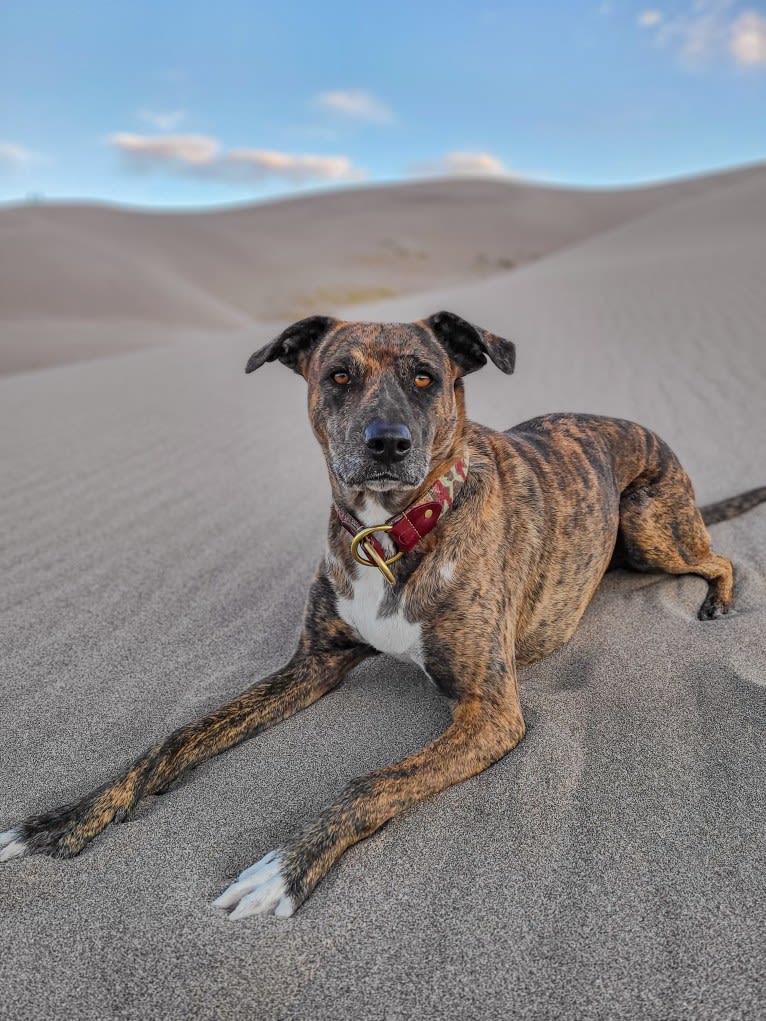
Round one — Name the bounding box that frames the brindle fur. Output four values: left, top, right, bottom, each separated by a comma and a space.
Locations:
3, 313, 762, 916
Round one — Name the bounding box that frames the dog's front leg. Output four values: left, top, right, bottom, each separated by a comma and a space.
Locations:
0, 576, 371, 864
216, 682, 525, 919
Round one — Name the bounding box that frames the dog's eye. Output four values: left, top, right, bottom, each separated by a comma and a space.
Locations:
414, 373, 433, 389
332, 371, 350, 385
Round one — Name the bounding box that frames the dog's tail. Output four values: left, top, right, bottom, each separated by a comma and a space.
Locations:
700, 486, 766, 525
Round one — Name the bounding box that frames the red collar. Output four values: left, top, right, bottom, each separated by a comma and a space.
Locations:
334, 452, 471, 584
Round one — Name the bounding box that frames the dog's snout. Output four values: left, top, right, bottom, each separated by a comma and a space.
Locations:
363, 420, 412, 463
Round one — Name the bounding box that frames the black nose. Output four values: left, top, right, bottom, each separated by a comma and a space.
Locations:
363, 420, 412, 463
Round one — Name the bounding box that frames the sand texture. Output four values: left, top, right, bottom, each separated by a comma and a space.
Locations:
2, 164, 763, 374
1, 168, 765, 1020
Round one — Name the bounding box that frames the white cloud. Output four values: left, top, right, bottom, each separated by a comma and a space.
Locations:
641, 0, 764, 66
410, 151, 509, 177
138, 109, 187, 131
108, 132, 366, 184
730, 10, 766, 65
314, 90, 394, 124
637, 10, 663, 28
0, 142, 32, 169
226, 148, 365, 182
110, 133, 220, 166
657, 0, 735, 62
644, 0, 766, 68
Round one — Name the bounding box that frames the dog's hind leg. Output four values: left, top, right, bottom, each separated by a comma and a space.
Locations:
616, 451, 734, 621
0, 576, 372, 864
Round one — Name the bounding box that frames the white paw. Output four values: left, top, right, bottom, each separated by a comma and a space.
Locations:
213, 850, 296, 919
0, 829, 27, 863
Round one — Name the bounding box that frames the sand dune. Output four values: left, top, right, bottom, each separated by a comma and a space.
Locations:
1, 164, 763, 373
350, 165, 766, 500
1, 167, 765, 1020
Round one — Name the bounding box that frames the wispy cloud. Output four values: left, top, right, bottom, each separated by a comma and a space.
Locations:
641, 0, 766, 68
0, 142, 33, 169
314, 90, 395, 124
647, 0, 728, 62
730, 10, 766, 65
108, 133, 366, 184
225, 149, 365, 182
111, 133, 219, 166
410, 151, 509, 177
637, 10, 663, 28
138, 109, 187, 131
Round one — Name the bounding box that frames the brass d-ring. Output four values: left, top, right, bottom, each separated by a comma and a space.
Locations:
350, 524, 404, 585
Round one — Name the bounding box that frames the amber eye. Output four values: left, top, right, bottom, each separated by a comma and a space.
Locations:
414, 373, 433, 389
332, 371, 350, 385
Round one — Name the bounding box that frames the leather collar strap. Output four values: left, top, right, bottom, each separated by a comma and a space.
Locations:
335, 452, 471, 584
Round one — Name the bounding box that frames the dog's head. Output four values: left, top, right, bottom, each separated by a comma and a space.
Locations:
246, 312, 515, 498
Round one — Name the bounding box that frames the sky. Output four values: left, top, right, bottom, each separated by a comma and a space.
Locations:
1, 0, 765, 207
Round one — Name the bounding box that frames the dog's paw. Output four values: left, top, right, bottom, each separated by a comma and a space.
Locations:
213, 850, 298, 920
0, 828, 28, 863
0, 813, 78, 861
698, 593, 731, 621
0, 788, 121, 862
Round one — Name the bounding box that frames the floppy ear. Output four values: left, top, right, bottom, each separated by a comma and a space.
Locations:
425, 311, 515, 375
245, 316, 337, 376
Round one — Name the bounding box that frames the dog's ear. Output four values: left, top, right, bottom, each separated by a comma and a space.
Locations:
245, 316, 337, 376
425, 311, 515, 375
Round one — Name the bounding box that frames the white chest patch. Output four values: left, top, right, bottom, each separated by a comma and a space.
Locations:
334, 497, 425, 669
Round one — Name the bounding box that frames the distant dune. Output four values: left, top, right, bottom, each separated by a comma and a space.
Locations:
1, 164, 764, 373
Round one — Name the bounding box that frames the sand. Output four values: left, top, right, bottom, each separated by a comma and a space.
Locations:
2, 164, 763, 374
0, 166, 765, 1020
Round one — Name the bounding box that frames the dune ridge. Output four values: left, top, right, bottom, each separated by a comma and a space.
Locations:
2, 163, 764, 373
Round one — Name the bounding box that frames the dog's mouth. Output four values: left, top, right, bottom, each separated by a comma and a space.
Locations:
341, 474, 424, 493
360, 475, 415, 493
330, 448, 431, 494
332, 467, 427, 493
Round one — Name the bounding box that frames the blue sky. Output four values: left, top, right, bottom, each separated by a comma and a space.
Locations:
1, 0, 765, 206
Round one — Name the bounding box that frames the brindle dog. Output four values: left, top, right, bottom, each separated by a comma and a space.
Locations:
2, 312, 764, 919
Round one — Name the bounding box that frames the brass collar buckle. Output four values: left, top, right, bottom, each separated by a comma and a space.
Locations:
350, 524, 404, 585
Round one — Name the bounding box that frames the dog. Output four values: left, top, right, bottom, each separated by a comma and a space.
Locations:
2, 311, 764, 920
